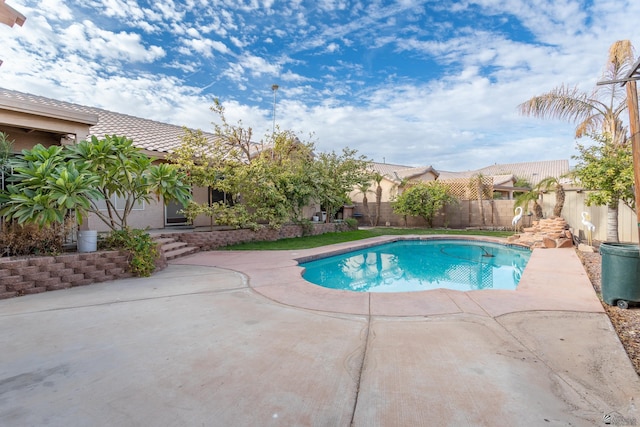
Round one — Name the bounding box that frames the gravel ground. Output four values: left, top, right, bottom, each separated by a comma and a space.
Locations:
576, 249, 640, 376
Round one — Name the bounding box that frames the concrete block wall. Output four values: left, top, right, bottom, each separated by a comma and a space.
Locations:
162, 222, 352, 251
0, 251, 132, 300
353, 200, 522, 229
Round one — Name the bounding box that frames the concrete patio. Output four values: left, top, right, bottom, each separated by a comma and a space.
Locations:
1, 236, 639, 426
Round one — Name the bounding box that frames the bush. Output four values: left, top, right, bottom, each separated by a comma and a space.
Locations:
0, 220, 75, 257
344, 218, 358, 230
103, 228, 159, 277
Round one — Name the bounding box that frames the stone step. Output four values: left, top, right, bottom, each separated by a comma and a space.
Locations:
153, 237, 178, 245
153, 236, 199, 260
160, 241, 189, 252
163, 246, 200, 260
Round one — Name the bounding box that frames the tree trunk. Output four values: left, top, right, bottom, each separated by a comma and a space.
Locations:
606, 204, 619, 242
553, 185, 565, 217
477, 184, 486, 226
533, 201, 543, 220
362, 195, 371, 226
375, 185, 382, 226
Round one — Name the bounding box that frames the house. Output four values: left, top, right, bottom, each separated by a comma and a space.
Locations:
349, 162, 439, 204
0, 88, 219, 231
349, 159, 571, 228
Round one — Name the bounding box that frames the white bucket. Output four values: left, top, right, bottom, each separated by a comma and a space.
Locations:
77, 230, 98, 253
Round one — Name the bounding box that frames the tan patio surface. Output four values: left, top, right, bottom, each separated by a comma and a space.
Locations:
1, 235, 639, 426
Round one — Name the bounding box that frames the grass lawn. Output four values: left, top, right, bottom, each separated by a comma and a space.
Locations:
223, 227, 515, 250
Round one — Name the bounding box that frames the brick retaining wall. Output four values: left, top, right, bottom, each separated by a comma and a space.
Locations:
160, 222, 352, 251
0, 251, 132, 300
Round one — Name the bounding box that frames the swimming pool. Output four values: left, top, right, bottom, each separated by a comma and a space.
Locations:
300, 239, 531, 292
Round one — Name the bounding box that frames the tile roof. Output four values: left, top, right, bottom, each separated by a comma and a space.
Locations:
369, 161, 439, 183
0, 88, 215, 156
438, 160, 570, 186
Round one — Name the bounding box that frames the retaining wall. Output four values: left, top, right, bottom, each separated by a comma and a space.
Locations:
0, 222, 352, 300
0, 251, 132, 300
160, 222, 352, 251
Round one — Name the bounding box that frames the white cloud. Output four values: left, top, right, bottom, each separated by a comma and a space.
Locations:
238, 54, 281, 78
39, 0, 74, 21
61, 20, 166, 63
181, 37, 230, 57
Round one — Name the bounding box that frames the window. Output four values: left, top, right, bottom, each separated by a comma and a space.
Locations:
95, 195, 145, 211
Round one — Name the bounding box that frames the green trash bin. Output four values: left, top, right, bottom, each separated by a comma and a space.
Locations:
600, 242, 640, 309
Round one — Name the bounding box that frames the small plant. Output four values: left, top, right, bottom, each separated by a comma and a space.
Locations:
0, 220, 74, 257
344, 218, 358, 230
295, 218, 314, 236
103, 228, 159, 277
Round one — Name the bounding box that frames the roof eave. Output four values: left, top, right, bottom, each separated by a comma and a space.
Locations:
0, 97, 99, 126
0, 1, 26, 27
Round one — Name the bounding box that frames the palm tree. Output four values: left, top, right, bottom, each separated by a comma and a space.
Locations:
537, 176, 566, 218
519, 40, 636, 242
515, 189, 543, 221
372, 172, 384, 226
469, 174, 488, 226
518, 40, 634, 147
355, 182, 374, 226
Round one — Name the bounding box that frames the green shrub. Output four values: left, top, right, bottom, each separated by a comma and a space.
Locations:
344, 218, 358, 230
295, 218, 314, 236
103, 228, 158, 277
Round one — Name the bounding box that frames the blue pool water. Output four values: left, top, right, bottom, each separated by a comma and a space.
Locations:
300, 239, 531, 292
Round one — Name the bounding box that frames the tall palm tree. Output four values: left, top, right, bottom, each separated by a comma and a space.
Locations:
518, 40, 634, 146
373, 172, 384, 226
355, 182, 373, 226
519, 40, 636, 242
469, 174, 488, 226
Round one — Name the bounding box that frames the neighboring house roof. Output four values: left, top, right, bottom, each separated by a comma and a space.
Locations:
438, 160, 570, 187
0, 88, 215, 156
369, 161, 439, 184
491, 174, 516, 186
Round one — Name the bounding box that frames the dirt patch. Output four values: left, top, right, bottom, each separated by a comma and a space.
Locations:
577, 249, 640, 376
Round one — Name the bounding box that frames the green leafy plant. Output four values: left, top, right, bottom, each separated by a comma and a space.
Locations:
103, 228, 159, 277
295, 218, 314, 236
0, 144, 102, 227
67, 135, 191, 230
344, 217, 358, 230
391, 181, 457, 227
572, 133, 634, 242
0, 136, 191, 232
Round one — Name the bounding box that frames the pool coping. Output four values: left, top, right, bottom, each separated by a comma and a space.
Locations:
171, 235, 604, 318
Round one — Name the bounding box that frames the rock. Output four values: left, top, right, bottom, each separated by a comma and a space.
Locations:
543, 236, 557, 248
557, 238, 574, 248
578, 243, 595, 252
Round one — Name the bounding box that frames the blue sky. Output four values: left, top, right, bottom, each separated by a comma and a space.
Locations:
0, 0, 638, 170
